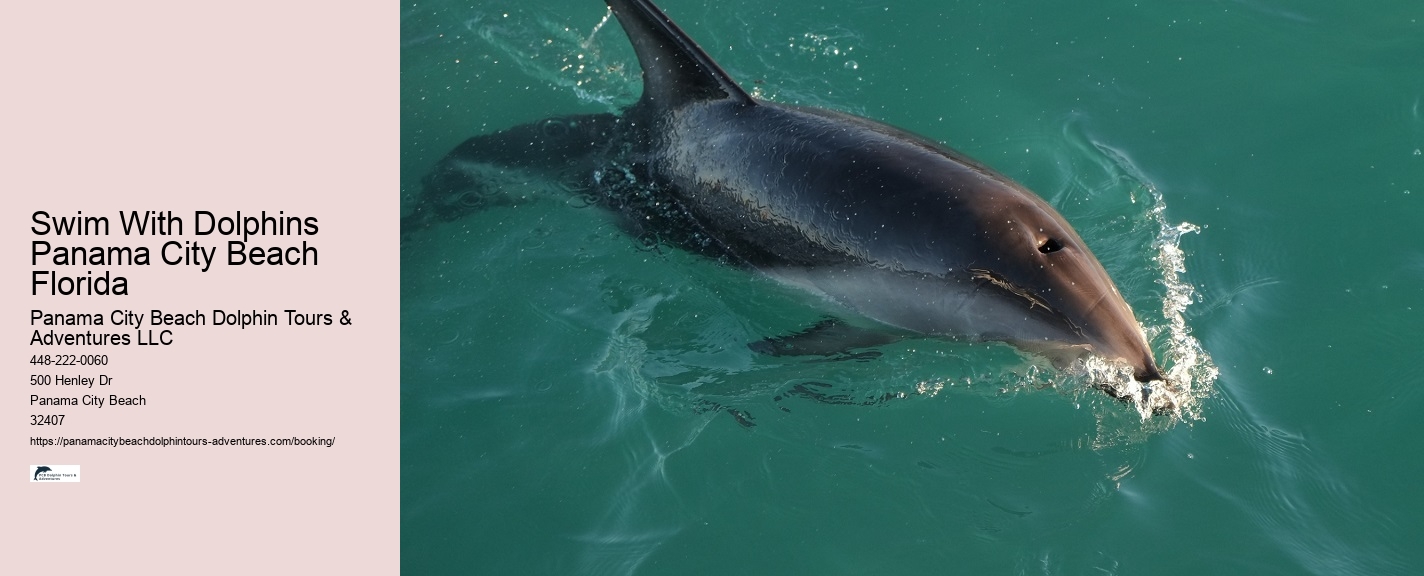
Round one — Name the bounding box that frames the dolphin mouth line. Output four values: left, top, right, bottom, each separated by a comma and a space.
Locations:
968, 267, 1051, 310
968, 267, 1084, 338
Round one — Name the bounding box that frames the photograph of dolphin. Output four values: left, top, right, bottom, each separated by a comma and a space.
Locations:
404, 0, 1166, 401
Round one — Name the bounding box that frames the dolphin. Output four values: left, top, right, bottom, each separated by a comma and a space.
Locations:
405, 0, 1165, 393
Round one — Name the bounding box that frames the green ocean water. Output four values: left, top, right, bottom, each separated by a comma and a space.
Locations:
400, 1, 1424, 573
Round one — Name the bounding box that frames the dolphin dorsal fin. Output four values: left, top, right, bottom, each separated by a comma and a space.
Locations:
605, 0, 755, 109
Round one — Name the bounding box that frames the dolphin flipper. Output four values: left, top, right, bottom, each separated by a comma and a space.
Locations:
749, 318, 903, 359
774, 381, 901, 407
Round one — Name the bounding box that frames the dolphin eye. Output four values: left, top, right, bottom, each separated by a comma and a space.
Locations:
1038, 238, 1063, 254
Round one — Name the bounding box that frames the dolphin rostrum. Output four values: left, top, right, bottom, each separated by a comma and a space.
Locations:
405, 0, 1166, 396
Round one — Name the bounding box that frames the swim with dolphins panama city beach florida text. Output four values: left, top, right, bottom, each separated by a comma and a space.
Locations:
30, 209, 321, 295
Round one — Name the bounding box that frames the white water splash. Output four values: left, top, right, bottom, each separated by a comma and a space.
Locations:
465, 7, 638, 108
1080, 189, 1218, 424
1147, 191, 1219, 421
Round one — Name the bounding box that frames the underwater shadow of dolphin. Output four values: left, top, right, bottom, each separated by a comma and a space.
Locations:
405, 0, 1168, 403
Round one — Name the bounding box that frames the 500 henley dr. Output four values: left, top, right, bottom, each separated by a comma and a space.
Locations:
30, 210, 321, 296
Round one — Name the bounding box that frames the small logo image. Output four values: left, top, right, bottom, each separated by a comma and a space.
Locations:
31, 464, 80, 482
